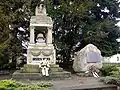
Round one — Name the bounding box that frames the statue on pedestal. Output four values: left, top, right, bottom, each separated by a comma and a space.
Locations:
36, 33, 46, 43
35, 0, 46, 15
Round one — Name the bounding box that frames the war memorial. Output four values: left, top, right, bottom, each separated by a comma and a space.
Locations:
11, 0, 118, 90
12, 0, 71, 80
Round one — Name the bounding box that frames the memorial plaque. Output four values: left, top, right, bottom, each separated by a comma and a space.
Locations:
87, 52, 100, 63
33, 58, 50, 61
33, 58, 42, 61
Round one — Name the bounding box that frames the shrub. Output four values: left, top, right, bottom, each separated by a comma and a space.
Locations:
100, 65, 120, 86
0, 79, 52, 90
100, 64, 119, 76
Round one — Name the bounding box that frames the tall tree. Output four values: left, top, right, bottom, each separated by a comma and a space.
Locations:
46, 0, 120, 64
0, 0, 31, 69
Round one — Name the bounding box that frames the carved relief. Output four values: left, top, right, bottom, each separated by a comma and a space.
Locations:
31, 50, 41, 56
31, 49, 53, 56
36, 33, 46, 43
42, 49, 53, 56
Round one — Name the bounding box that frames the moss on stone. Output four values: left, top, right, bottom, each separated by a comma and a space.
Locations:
23, 64, 40, 73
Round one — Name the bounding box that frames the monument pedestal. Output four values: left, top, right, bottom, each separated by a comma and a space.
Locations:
12, 0, 71, 80
27, 44, 56, 66
12, 64, 71, 80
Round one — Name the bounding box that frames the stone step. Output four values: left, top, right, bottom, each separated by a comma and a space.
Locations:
22, 64, 40, 73
50, 67, 63, 72
50, 71, 71, 78
12, 70, 71, 81
50, 64, 59, 68
22, 64, 62, 73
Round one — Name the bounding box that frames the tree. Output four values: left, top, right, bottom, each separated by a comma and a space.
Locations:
0, 0, 119, 69
82, 0, 120, 56
0, 0, 31, 69
46, 0, 120, 64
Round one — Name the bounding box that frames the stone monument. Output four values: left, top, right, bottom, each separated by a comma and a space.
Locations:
12, 0, 71, 80
27, 0, 56, 66
73, 44, 102, 73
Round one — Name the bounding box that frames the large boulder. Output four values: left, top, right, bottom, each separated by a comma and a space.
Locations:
73, 44, 102, 72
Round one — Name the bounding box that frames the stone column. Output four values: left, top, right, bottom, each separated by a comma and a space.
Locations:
30, 26, 35, 44
47, 27, 52, 44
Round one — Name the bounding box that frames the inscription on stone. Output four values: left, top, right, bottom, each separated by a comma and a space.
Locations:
87, 52, 101, 63
33, 58, 50, 61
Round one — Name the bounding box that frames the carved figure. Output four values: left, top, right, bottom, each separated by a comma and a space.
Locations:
35, 0, 46, 15
36, 33, 46, 43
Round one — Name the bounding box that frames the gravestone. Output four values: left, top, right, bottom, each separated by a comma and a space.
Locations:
73, 44, 102, 72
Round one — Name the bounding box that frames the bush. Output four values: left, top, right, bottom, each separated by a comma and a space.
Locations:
100, 65, 120, 86
100, 64, 119, 76
0, 79, 52, 90
100, 71, 120, 86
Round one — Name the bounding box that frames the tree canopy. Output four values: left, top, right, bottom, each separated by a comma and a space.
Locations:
0, 0, 31, 69
0, 0, 120, 69
46, 0, 120, 63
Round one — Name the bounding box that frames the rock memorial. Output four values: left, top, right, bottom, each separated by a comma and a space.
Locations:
73, 44, 102, 73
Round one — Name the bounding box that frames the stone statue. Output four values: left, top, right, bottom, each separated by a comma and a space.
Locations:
35, 0, 46, 15
36, 33, 46, 43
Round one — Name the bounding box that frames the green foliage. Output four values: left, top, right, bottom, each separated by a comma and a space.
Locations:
0, 0, 120, 70
100, 76, 119, 84
101, 65, 119, 76
0, 0, 31, 69
0, 79, 20, 90
0, 79, 52, 90
101, 68, 120, 85
46, 0, 120, 64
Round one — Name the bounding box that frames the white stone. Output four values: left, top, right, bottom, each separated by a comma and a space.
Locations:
30, 26, 35, 44
35, 1, 46, 15
73, 44, 102, 72
27, 1, 56, 67
36, 33, 46, 43
27, 44, 56, 65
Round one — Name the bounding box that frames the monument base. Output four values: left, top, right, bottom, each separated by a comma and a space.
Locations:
27, 44, 56, 65
12, 64, 71, 80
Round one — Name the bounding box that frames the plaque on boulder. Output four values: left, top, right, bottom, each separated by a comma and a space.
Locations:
87, 52, 101, 63
73, 44, 102, 72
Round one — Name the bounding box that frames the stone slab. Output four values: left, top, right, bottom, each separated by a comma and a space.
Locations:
30, 15, 53, 27
12, 70, 71, 80
22, 64, 40, 73
50, 68, 63, 72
